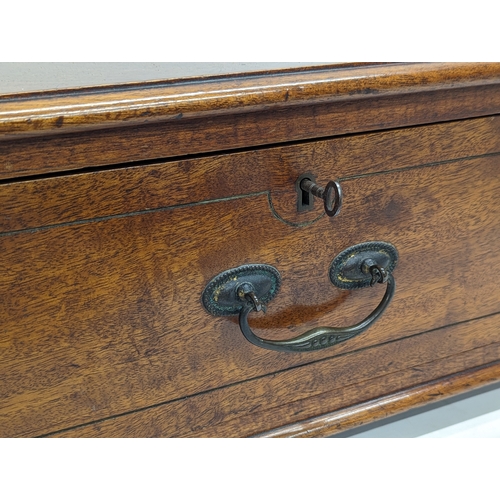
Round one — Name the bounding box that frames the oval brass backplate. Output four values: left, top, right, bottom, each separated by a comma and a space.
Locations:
202, 264, 281, 316
329, 241, 398, 289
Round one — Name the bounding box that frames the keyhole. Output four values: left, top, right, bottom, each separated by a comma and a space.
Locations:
296, 173, 316, 212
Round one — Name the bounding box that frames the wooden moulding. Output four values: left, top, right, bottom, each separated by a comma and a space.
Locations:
2, 63, 500, 179
1, 63, 499, 139
255, 361, 500, 438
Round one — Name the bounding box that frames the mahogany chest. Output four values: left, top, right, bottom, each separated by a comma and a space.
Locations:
1, 62, 500, 437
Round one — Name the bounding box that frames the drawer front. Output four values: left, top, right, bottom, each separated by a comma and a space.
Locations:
2, 116, 500, 437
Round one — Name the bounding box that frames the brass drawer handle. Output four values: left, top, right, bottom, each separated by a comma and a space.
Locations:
202, 241, 398, 353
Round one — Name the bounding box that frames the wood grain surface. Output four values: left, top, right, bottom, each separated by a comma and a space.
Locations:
49, 318, 500, 437
2, 63, 499, 138
2, 115, 500, 232
2, 64, 500, 179
2, 143, 500, 437
3, 65, 500, 438
255, 359, 500, 438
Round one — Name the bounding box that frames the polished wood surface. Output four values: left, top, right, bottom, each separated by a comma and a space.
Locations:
2, 126, 500, 436
2, 63, 500, 437
256, 360, 500, 438
50, 318, 500, 437
2, 63, 499, 138
2, 115, 500, 233
2, 63, 500, 179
